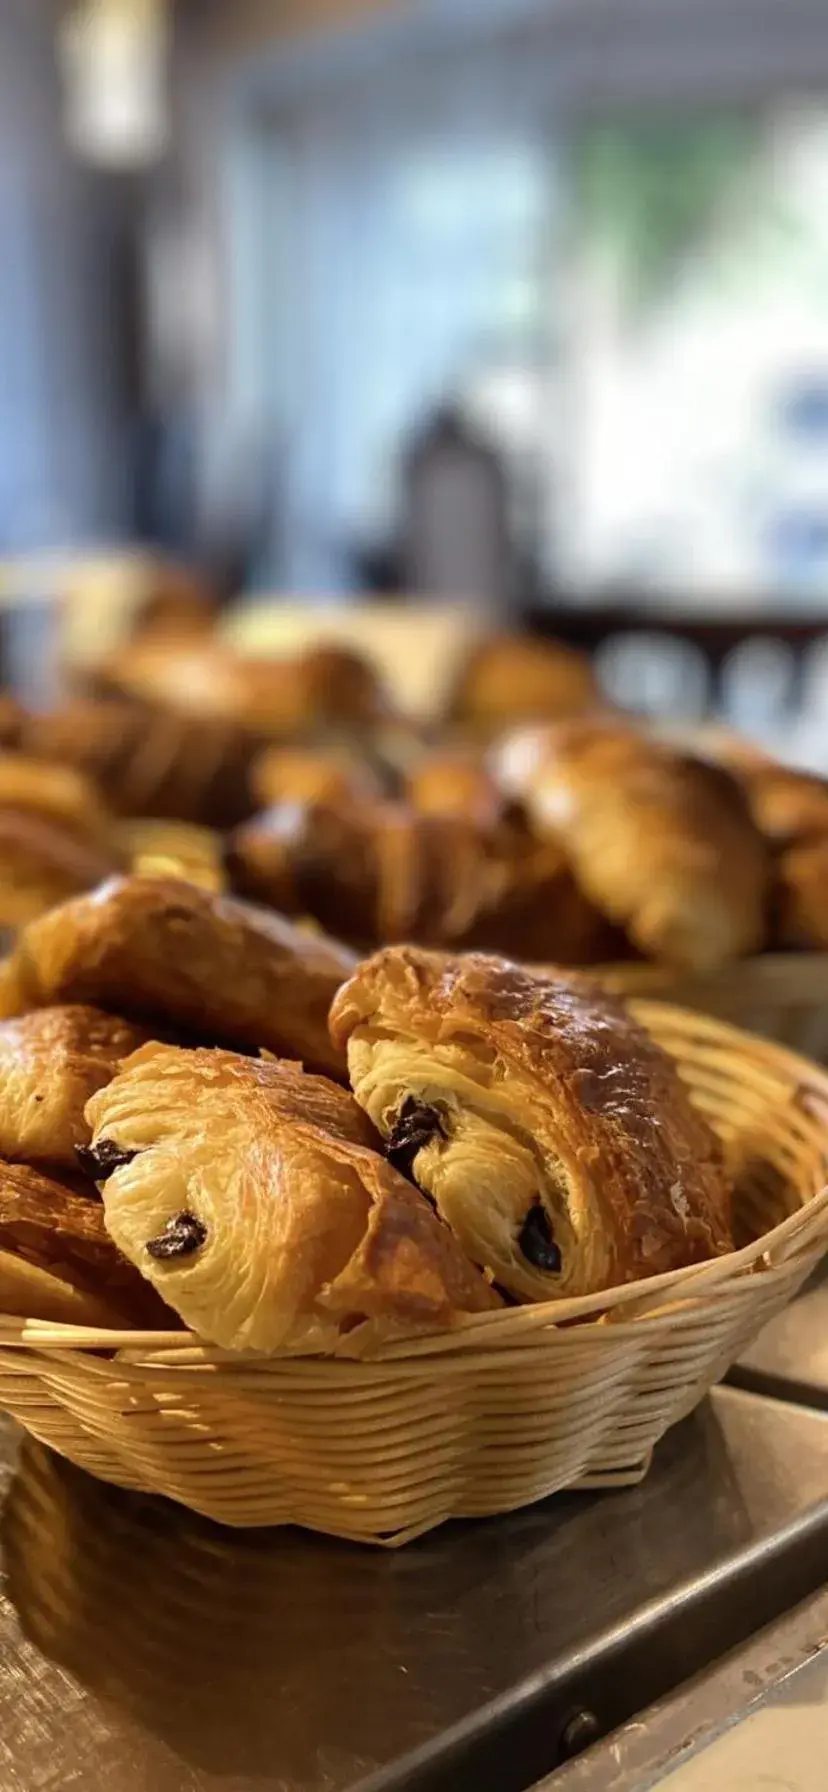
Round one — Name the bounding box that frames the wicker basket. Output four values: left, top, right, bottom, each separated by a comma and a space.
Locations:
597, 954, 828, 1063
0, 1000, 826, 1546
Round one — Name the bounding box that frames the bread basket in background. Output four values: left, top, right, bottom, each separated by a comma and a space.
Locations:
0, 1000, 825, 1547
597, 954, 828, 1064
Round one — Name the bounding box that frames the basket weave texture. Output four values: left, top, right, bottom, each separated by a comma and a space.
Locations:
599, 953, 828, 1063
0, 1000, 826, 1545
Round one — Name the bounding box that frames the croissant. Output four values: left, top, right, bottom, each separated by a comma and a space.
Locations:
85, 1044, 499, 1351
23, 697, 256, 830
0, 1006, 147, 1172
0, 1157, 174, 1328
447, 633, 600, 736
330, 948, 733, 1302
0, 875, 354, 1078
496, 720, 770, 971
227, 799, 505, 950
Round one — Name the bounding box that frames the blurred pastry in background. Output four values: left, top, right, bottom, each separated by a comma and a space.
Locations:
252, 744, 385, 812
739, 763, 828, 846
96, 637, 392, 742
0, 1157, 174, 1328
0, 812, 123, 929
773, 834, 828, 950
0, 694, 28, 751
446, 633, 601, 737
0, 874, 354, 1079
406, 749, 508, 828
87, 1044, 500, 1352
0, 756, 114, 847
496, 719, 769, 972
227, 795, 615, 965
0, 1006, 147, 1172
24, 697, 256, 830
330, 948, 733, 1302
227, 798, 504, 951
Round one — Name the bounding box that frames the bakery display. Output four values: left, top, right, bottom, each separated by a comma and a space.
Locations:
0, 874, 354, 1079
0, 1006, 147, 1172
496, 719, 770, 972
330, 948, 733, 1301
85, 1044, 499, 1351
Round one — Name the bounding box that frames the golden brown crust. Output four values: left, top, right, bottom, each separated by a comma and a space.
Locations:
0, 1005, 148, 1171
447, 634, 600, 735
330, 947, 733, 1301
497, 721, 770, 971
0, 1158, 174, 1328
0, 875, 354, 1078
87, 1045, 499, 1351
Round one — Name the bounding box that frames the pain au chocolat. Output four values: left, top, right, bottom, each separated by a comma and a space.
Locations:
85, 1045, 499, 1352
0, 875, 354, 1079
329, 948, 733, 1303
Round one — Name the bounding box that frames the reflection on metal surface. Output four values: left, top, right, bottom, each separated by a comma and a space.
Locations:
0, 1389, 826, 1792
730, 1262, 828, 1410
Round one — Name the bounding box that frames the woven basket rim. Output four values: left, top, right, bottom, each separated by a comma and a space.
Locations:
1, 996, 826, 1363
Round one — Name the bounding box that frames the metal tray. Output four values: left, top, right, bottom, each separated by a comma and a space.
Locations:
729, 1262, 828, 1411
0, 1386, 827, 1792
534, 1579, 828, 1791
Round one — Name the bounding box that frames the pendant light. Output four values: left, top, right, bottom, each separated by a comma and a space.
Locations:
60, 0, 170, 168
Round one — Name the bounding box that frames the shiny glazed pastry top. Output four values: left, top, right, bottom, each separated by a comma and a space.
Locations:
85, 1045, 499, 1352
330, 948, 733, 1302
0, 875, 354, 1079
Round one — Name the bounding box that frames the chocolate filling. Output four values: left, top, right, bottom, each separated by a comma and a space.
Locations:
146, 1213, 208, 1261
518, 1202, 562, 1273
76, 1140, 139, 1183
387, 1097, 446, 1179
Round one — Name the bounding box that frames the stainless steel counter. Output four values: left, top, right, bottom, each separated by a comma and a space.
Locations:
0, 1386, 827, 1792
